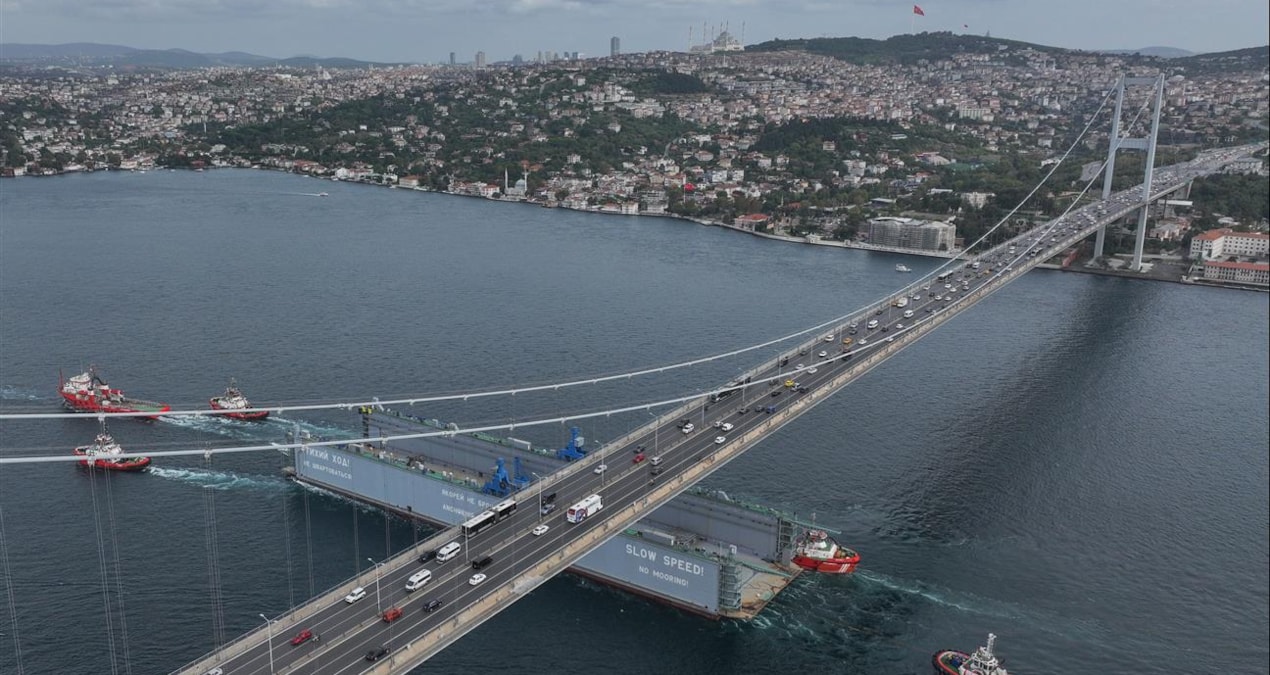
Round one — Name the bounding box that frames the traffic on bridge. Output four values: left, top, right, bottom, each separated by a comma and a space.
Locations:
174, 142, 1267, 675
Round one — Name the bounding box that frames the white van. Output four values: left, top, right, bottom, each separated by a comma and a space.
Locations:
405, 569, 433, 592
436, 542, 461, 563
650, 456, 662, 466
866, 320, 879, 330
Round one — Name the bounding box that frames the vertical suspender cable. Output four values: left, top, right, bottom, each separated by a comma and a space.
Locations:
281, 487, 295, 609
102, 470, 133, 675
303, 489, 315, 598
0, 478, 25, 675
88, 463, 120, 675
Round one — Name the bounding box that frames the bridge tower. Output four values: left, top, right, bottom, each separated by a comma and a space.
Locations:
1093, 74, 1165, 271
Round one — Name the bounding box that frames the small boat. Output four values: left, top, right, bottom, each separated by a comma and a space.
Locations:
75, 426, 151, 472
896, 264, 913, 273
209, 379, 269, 421
316, 192, 329, 197
791, 529, 860, 574
59, 367, 170, 418
933, 633, 1009, 674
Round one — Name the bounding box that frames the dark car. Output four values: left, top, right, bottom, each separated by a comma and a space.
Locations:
365, 645, 390, 661
797, 386, 809, 394
770, 390, 781, 397
423, 599, 444, 614
472, 556, 493, 570
417, 549, 437, 564
650, 467, 663, 476
543, 492, 557, 504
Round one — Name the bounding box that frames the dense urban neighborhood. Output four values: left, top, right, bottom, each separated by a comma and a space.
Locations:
3, 34, 1267, 285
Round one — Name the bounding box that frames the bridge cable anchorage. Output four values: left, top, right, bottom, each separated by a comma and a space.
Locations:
0, 489, 26, 674
87, 462, 120, 675
102, 464, 134, 675
0, 90, 1126, 428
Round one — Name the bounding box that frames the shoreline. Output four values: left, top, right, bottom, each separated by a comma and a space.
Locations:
21, 165, 1266, 292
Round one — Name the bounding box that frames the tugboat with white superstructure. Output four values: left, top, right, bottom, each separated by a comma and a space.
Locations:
209, 378, 269, 421
74, 424, 151, 472
933, 633, 1010, 675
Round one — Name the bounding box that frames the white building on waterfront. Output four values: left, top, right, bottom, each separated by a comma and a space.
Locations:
867, 217, 957, 252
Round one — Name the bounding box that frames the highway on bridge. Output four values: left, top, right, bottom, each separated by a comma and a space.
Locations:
181, 142, 1265, 675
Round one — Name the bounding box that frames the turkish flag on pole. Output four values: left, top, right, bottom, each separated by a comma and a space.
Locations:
913, 4, 925, 15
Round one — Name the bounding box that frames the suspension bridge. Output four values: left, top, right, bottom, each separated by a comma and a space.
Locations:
0, 76, 1264, 674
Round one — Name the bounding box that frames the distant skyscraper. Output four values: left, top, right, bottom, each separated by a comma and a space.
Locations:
475, 51, 486, 68
449, 52, 456, 66
611, 36, 620, 57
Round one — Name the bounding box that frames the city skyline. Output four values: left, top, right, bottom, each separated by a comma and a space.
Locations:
1, 0, 1267, 65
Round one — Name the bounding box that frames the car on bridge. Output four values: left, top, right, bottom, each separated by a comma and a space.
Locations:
382, 607, 403, 623
469, 573, 488, 586
681, 423, 694, 434
289, 629, 315, 646
720, 422, 734, 432
633, 453, 646, 464
418, 549, 437, 564
423, 599, 444, 613
533, 524, 549, 536
540, 503, 557, 515
472, 556, 494, 570
344, 587, 366, 604
714, 436, 727, 444
593, 464, 607, 474
365, 645, 390, 661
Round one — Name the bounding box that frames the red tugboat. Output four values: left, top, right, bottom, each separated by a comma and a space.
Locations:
209, 379, 269, 421
74, 426, 151, 472
933, 633, 1009, 675
59, 367, 170, 418
791, 529, 861, 574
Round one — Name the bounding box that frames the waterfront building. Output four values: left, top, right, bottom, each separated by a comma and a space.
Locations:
1201, 260, 1270, 286
1189, 228, 1270, 259
868, 217, 957, 252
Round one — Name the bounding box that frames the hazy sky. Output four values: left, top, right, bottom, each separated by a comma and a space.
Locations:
2, 0, 1267, 64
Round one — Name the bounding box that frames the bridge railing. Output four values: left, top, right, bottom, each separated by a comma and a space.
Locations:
175, 518, 464, 675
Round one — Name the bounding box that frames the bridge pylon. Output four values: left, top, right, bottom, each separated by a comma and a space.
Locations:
1093, 73, 1165, 271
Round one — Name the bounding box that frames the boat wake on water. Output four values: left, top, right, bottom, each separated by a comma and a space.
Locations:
854, 570, 1106, 641
147, 466, 289, 492
160, 412, 352, 443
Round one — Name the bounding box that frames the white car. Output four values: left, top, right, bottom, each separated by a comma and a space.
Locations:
817, 351, 828, 358
720, 422, 734, 432
823, 334, 833, 342
857, 339, 868, 346
808, 367, 818, 374
469, 573, 487, 586
532, 525, 549, 536
344, 587, 367, 604
593, 464, 607, 475
795, 363, 805, 370
681, 423, 694, 434
895, 323, 904, 329
714, 436, 727, 444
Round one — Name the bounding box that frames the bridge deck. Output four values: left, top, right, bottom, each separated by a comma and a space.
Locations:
178, 142, 1266, 675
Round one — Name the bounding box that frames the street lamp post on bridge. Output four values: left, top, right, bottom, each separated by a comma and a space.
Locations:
258, 613, 275, 674
367, 557, 384, 615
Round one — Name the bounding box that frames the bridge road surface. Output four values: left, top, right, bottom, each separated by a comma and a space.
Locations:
180, 143, 1265, 675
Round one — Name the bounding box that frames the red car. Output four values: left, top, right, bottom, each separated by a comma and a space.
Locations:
290, 629, 316, 646
382, 607, 403, 623
633, 453, 646, 464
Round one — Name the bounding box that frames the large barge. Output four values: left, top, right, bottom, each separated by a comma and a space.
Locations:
288, 408, 814, 619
